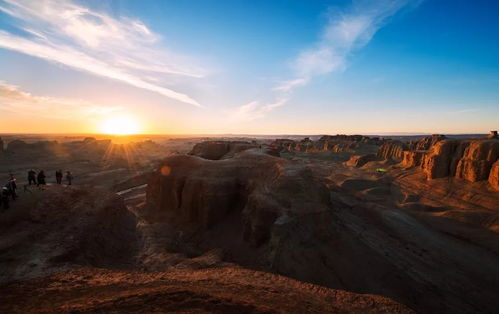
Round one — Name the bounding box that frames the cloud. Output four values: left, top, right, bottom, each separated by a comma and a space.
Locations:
0, 81, 121, 119
278, 0, 418, 92
0, 0, 204, 106
236, 0, 418, 120
273, 78, 309, 92
234, 99, 288, 121
452, 108, 480, 114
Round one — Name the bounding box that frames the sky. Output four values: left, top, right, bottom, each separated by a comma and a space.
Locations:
0, 0, 498, 135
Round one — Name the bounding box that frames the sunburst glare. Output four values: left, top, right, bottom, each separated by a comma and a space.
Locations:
100, 115, 141, 135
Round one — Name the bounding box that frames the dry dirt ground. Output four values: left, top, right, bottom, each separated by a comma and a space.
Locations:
0, 266, 413, 313
0, 179, 414, 313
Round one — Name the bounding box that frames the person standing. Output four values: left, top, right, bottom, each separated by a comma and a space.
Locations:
55, 170, 63, 184
28, 169, 37, 185
8, 174, 17, 200
37, 170, 46, 186
66, 171, 73, 185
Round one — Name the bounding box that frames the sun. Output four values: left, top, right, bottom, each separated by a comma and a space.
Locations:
100, 115, 141, 135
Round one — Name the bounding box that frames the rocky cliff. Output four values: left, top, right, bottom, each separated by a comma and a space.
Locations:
271, 135, 383, 154
455, 140, 499, 182
378, 135, 499, 189
146, 150, 330, 246
377, 140, 408, 160
489, 160, 499, 190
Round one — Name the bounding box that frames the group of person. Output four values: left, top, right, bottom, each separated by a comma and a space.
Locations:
1, 174, 17, 210
27, 169, 73, 186
1, 170, 74, 211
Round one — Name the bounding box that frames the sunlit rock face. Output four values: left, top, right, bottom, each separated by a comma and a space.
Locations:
377, 134, 499, 189
377, 141, 406, 160
489, 160, 499, 190
455, 140, 499, 182
411, 134, 447, 151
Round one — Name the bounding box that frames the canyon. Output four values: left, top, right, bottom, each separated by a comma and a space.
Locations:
0, 133, 498, 313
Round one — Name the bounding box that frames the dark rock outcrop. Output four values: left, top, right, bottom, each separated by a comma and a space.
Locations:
270, 135, 383, 154
146, 150, 330, 246
345, 154, 378, 167
0, 186, 137, 284
189, 141, 258, 160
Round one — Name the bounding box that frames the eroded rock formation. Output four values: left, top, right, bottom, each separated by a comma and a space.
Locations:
345, 154, 378, 167
147, 150, 330, 246
411, 134, 446, 150
145, 149, 499, 312
189, 141, 258, 160
377, 134, 499, 189
489, 160, 499, 190
377, 140, 408, 160
270, 135, 383, 154
455, 140, 499, 182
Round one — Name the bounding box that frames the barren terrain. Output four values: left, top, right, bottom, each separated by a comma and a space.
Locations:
0, 133, 497, 313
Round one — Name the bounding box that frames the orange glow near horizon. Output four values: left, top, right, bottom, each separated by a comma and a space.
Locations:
99, 115, 141, 135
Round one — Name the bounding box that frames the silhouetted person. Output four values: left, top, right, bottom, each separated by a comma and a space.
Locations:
28, 169, 37, 185
1, 187, 9, 210
8, 174, 17, 200
55, 170, 63, 184
37, 170, 46, 186
66, 171, 73, 185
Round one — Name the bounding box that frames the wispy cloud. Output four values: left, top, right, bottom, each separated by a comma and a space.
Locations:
285, 0, 417, 90
234, 98, 288, 121
452, 108, 480, 114
0, 0, 204, 106
273, 78, 309, 92
236, 0, 418, 120
0, 81, 121, 119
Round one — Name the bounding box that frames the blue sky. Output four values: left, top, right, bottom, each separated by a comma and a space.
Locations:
0, 0, 498, 134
